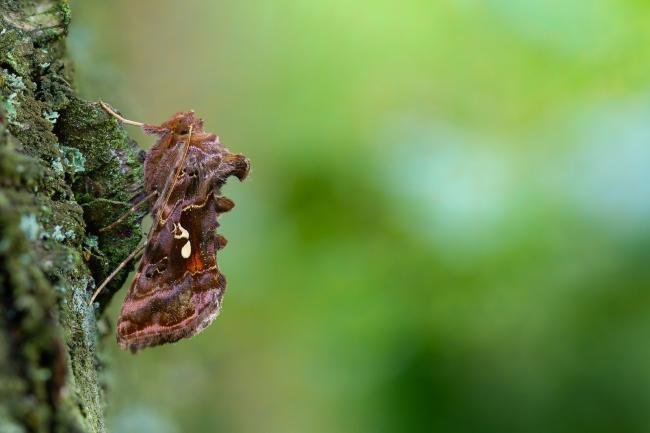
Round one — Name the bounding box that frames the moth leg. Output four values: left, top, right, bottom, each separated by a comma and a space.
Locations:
88, 242, 146, 306
99, 101, 145, 127
99, 191, 158, 233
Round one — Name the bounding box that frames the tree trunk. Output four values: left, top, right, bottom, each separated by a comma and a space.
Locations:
0, 2, 143, 432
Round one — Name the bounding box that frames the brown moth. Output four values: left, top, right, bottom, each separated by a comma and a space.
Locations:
93, 103, 249, 352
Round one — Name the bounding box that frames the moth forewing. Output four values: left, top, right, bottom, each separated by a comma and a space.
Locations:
95, 103, 250, 352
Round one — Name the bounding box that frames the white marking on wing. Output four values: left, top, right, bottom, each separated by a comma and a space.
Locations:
181, 240, 192, 258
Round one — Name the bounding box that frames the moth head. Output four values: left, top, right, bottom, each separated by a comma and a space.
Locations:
143, 111, 204, 136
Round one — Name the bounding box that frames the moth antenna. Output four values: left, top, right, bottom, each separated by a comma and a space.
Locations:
99, 191, 158, 233
99, 101, 145, 127
88, 242, 146, 306
157, 124, 193, 225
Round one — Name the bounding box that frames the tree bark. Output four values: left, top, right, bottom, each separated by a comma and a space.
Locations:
0, 2, 143, 432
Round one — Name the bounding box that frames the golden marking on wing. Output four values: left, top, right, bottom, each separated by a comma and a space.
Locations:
182, 193, 212, 211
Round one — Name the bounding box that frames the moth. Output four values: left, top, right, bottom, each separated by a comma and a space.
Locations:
90, 102, 249, 352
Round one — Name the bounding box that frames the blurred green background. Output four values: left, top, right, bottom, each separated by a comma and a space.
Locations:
70, 1, 650, 432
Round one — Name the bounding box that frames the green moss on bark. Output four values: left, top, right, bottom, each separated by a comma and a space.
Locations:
0, 1, 145, 432
56, 96, 145, 310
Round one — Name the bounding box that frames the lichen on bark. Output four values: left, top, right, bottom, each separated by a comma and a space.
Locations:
0, 1, 145, 432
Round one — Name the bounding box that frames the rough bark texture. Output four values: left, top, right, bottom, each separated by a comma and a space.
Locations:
0, 1, 144, 432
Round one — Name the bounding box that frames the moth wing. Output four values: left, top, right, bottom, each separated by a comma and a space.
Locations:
116, 193, 227, 352
115, 128, 249, 352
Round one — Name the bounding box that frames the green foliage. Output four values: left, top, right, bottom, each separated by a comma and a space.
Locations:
71, 1, 650, 433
